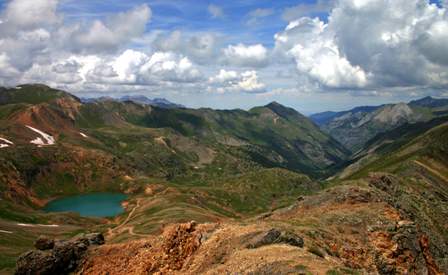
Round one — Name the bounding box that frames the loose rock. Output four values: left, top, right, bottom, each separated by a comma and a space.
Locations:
34, 236, 54, 251
246, 228, 304, 249
15, 233, 105, 275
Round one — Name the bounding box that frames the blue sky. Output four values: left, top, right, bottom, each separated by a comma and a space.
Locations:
58, 0, 327, 46
0, 0, 447, 114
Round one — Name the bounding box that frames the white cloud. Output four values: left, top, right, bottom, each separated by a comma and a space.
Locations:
276, 0, 448, 90
0, 0, 202, 95
0, 0, 60, 32
209, 69, 239, 83
139, 52, 202, 83
275, 17, 368, 88
152, 31, 219, 64
209, 69, 266, 93
85, 50, 202, 86
67, 4, 151, 53
208, 4, 224, 19
238, 71, 266, 92
1, 0, 447, 104
0, 0, 152, 79
247, 8, 274, 25
223, 44, 268, 68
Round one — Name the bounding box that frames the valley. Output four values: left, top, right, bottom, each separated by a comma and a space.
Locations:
1, 84, 447, 274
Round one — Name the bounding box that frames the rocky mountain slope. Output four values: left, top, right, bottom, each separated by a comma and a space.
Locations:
1, 84, 447, 274
310, 97, 448, 152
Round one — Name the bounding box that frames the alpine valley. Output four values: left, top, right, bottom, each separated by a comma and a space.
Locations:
1, 84, 448, 274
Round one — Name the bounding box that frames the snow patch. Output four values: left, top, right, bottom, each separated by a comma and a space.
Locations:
15, 86, 22, 90
26, 125, 55, 146
79, 132, 88, 138
16, 223, 33, 227
0, 137, 13, 149
0, 230, 13, 234
0, 137, 13, 144
39, 224, 59, 227
17, 223, 59, 227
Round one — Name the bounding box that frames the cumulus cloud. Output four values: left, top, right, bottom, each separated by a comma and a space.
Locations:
52, 60, 81, 74
275, 17, 368, 88
208, 4, 224, 19
276, 0, 448, 90
86, 50, 202, 86
24, 62, 83, 85
0, 0, 204, 94
0, 0, 60, 32
222, 44, 268, 68
1, 0, 448, 101
152, 31, 219, 64
0, 0, 152, 78
209, 69, 266, 93
209, 69, 239, 83
416, 20, 448, 66
66, 4, 151, 53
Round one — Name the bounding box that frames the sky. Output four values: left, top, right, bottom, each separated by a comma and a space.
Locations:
0, 0, 447, 114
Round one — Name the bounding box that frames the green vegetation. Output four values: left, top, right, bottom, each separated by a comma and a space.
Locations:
0, 84, 73, 105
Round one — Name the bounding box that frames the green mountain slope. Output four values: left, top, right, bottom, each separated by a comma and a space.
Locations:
0, 84, 346, 206
338, 116, 448, 180
0, 84, 75, 105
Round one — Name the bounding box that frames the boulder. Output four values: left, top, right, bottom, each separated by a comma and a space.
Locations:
34, 236, 54, 250
15, 233, 104, 275
280, 231, 305, 247
79, 232, 105, 245
15, 250, 58, 275
246, 228, 304, 249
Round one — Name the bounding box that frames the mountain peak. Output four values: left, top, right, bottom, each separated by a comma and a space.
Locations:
261, 101, 309, 121
265, 101, 282, 107
409, 96, 448, 108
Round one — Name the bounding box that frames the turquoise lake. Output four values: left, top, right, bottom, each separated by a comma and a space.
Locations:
43, 193, 127, 217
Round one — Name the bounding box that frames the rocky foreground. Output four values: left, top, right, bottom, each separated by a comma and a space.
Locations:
15, 233, 104, 274
15, 176, 446, 274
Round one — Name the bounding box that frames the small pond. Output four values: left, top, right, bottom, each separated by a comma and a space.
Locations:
43, 193, 127, 217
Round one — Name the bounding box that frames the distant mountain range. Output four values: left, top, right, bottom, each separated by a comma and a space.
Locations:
310, 96, 448, 152
81, 95, 185, 109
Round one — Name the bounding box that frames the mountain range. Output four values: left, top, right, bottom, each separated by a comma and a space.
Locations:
1, 84, 447, 274
310, 96, 448, 152
80, 95, 185, 109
